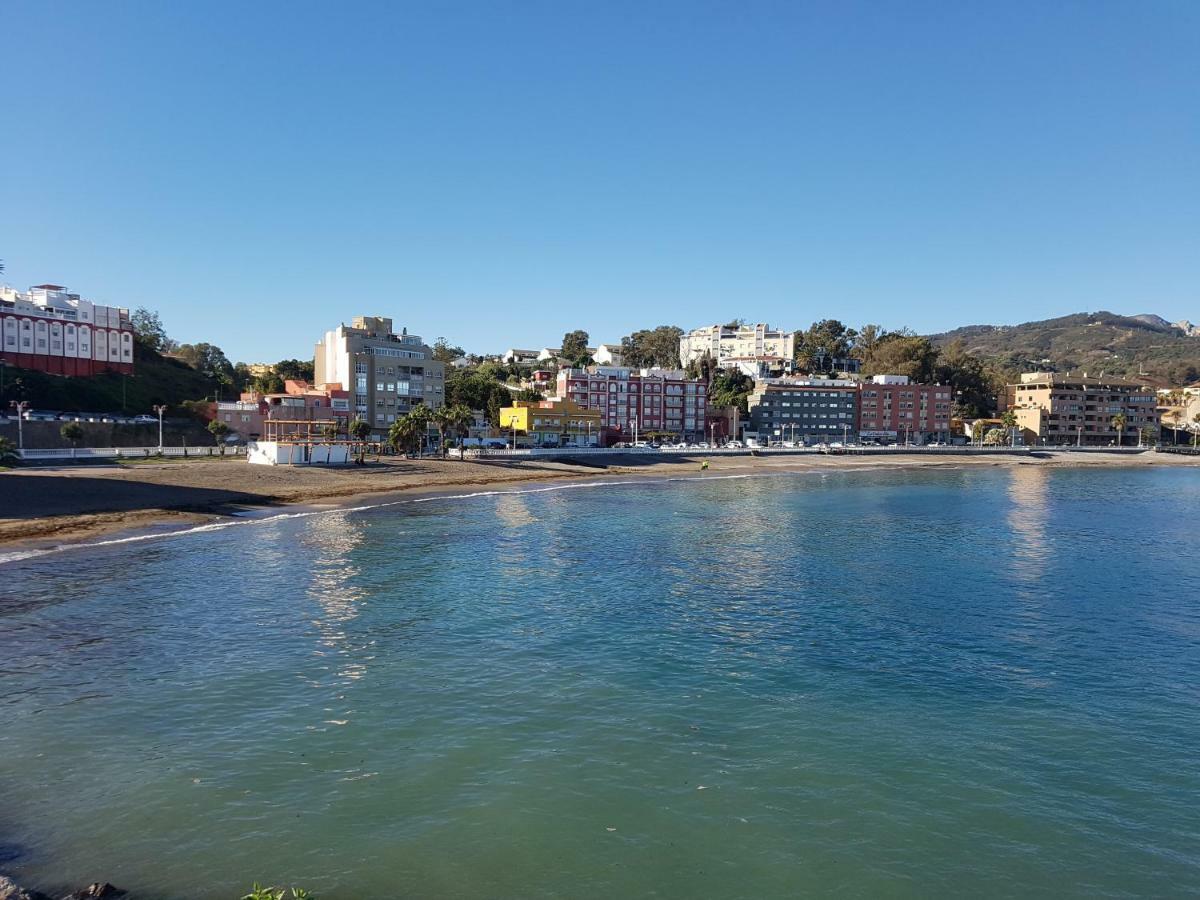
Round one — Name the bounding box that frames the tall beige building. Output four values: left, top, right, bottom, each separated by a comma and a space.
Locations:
314, 316, 444, 436
1009, 372, 1160, 446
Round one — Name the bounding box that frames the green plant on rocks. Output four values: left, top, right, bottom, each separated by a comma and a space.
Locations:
240, 885, 314, 900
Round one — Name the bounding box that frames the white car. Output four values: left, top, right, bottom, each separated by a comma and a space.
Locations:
726, 440, 744, 449
133, 415, 158, 424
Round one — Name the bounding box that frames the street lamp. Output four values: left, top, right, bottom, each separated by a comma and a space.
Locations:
10, 400, 29, 450
153, 404, 168, 452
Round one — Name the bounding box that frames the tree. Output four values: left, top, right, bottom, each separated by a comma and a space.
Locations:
274, 359, 315, 382
60, 421, 84, 456
797, 320, 855, 373
444, 369, 512, 425
176, 343, 236, 392
1110, 412, 1127, 447
851, 324, 884, 360
1193, 413, 1200, 448
208, 419, 231, 446
348, 418, 371, 464
0, 436, 17, 465
515, 388, 544, 402
131, 308, 175, 353
1139, 426, 1157, 447
621, 325, 684, 369
932, 339, 1000, 417
406, 403, 433, 455
971, 420, 986, 445
861, 334, 937, 383
1001, 409, 1018, 447
253, 371, 286, 394
388, 415, 421, 458
983, 427, 1007, 446
560, 330, 591, 366
709, 370, 754, 414
432, 338, 465, 364
433, 404, 473, 458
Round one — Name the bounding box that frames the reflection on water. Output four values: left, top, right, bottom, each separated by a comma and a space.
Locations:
1007, 465, 1051, 580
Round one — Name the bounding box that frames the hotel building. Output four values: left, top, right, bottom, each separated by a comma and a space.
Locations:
746, 378, 859, 445
314, 316, 444, 436
1, 283, 134, 376
858, 375, 954, 444
555, 366, 708, 441
1008, 372, 1160, 446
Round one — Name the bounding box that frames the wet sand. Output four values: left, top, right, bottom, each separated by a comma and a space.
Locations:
1, 449, 1196, 554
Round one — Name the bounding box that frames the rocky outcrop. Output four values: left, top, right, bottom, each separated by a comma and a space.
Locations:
0, 874, 47, 900
63, 886, 124, 900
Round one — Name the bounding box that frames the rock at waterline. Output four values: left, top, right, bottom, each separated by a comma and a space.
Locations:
0, 875, 47, 900
63, 886, 125, 900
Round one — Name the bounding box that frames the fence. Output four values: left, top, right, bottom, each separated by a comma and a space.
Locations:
17, 446, 247, 461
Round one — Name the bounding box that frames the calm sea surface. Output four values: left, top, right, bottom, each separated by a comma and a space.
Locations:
1, 466, 1199, 899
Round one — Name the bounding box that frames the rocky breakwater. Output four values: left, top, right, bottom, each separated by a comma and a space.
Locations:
0, 876, 124, 900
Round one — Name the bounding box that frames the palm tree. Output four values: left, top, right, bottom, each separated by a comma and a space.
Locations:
387, 415, 421, 458
1193, 413, 1200, 449
407, 403, 433, 456
434, 404, 474, 458
1000, 410, 1018, 447
348, 417, 371, 464
1110, 412, 1127, 447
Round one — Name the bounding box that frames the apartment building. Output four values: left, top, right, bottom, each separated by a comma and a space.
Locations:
314, 316, 444, 436
1009, 372, 1160, 446
555, 366, 708, 441
679, 323, 796, 367
858, 375, 953, 444
499, 398, 602, 447
215, 379, 351, 439
1, 283, 134, 376
746, 378, 859, 445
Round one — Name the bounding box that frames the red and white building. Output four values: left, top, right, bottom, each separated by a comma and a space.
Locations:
858, 375, 953, 443
555, 366, 708, 441
1, 284, 134, 376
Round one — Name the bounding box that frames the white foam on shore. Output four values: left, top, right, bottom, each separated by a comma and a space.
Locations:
0, 470, 816, 566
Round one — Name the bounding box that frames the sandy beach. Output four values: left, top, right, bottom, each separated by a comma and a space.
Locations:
1, 449, 1197, 552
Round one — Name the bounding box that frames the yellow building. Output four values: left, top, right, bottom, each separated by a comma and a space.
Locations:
498, 398, 602, 448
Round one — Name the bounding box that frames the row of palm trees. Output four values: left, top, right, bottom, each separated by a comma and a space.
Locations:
345, 402, 475, 462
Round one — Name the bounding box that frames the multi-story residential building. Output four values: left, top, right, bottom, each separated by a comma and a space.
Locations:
1009, 372, 1160, 446
499, 398, 602, 447
679, 323, 797, 368
555, 366, 708, 441
502, 348, 541, 365
215, 379, 351, 439
746, 378, 859, 445
858, 375, 953, 444
1, 283, 134, 376
314, 316, 444, 437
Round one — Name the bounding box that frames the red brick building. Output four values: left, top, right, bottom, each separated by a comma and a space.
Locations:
555, 366, 708, 442
858, 375, 953, 443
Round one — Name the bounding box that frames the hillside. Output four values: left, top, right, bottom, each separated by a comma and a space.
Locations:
0, 342, 222, 413
931, 311, 1200, 386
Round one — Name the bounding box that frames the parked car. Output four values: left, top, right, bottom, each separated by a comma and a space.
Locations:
23, 410, 61, 422
133, 415, 158, 424
727, 440, 744, 448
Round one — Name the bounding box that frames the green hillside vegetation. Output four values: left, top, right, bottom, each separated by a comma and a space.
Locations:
932, 312, 1200, 386
0, 341, 223, 414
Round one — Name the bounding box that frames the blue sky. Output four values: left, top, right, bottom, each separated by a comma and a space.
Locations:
3, 0, 1197, 363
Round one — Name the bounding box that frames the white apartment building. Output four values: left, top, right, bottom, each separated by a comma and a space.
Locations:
314, 316, 444, 437
679, 323, 797, 367
1, 283, 134, 376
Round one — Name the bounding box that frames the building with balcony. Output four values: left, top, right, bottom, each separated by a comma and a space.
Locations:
215, 379, 351, 439
314, 316, 444, 438
1008, 372, 1160, 446
746, 378, 859, 445
679, 322, 797, 368
555, 366, 708, 441
498, 397, 602, 447
1, 283, 134, 376
858, 375, 953, 444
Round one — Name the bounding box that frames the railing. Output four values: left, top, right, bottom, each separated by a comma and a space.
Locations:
18, 446, 247, 461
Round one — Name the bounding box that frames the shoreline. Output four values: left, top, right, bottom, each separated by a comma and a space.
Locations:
2, 450, 1198, 558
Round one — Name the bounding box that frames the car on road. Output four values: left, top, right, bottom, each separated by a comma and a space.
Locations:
726, 440, 744, 449
133, 415, 158, 424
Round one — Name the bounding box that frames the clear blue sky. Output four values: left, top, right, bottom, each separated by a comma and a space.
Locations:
3, 0, 1197, 363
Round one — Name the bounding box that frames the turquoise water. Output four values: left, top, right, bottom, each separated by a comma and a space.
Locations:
2, 466, 1199, 898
